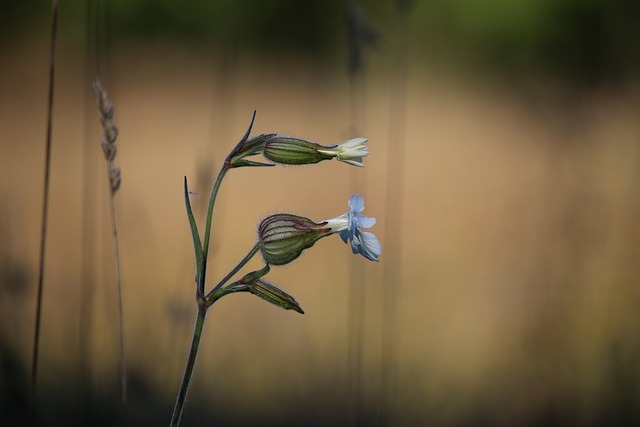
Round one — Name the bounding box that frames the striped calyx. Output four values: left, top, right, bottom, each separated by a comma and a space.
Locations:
258, 214, 331, 266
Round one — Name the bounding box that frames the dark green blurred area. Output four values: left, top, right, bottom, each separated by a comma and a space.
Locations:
4, 0, 640, 85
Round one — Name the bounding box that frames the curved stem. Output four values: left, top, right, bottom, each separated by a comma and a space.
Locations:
199, 164, 229, 295
107, 169, 127, 419
171, 304, 208, 427
207, 242, 260, 300
29, 1, 59, 425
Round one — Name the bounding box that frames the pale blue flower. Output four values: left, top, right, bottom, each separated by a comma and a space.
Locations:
324, 194, 381, 262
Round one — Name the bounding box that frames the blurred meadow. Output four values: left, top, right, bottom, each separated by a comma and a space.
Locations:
1, 1, 640, 426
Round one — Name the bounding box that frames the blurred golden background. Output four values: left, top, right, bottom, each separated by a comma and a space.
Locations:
1, 1, 640, 426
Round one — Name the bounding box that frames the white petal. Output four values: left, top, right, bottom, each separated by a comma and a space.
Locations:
323, 213, 349, 233
340, 137, 368, 148
339, 157, 364, 167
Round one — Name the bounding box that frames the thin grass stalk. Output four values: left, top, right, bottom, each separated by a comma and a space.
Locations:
95, 3, 123, 414
345, 2, 377, 424
380, 2, 411, 425
108, 165, 127, 420
94, 78, 127, 421
28, 1, 59, 424
79, 0, 99, 417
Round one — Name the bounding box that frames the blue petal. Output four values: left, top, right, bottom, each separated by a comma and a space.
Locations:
349, 233, 362, 255
349, 194, 365, 213
338, 194, 382, 262
347, 229, 381, 262
359, 231, 381, 261
356, 213, 376, 229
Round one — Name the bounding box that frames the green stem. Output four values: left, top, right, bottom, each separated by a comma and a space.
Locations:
206, 243, 261, 300
170, 304, 208, 427
170, 247, 260, 425
199, 164, 229, 295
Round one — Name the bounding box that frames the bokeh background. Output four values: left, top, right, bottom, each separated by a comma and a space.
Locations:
1, 1, 640, 426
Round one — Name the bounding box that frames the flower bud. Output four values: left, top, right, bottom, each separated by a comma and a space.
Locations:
263, 136, 334, 165
249, 280, 304, 314
263, 135, 369, 167
258, 214, 332, 265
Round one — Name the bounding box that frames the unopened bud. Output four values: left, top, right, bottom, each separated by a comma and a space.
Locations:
250, 280, 304, 314
263, 136, 333, 165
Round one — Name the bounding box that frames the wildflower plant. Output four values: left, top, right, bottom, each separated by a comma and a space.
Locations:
170, 111, 381, 426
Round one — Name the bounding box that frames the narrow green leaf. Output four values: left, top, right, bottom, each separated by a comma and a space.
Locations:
208, 283, 250, 304
184, 176, 204, 288
230, 159, 274, 168
237, 264, 270, 285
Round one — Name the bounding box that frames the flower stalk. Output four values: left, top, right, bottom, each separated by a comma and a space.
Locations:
199, 164, 228, 296
94, 78, 127, 419
170, 305, 207, 427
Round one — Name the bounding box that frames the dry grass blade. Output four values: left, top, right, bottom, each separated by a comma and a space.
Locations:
93, 77, 127, 420
28, 1, 59, 425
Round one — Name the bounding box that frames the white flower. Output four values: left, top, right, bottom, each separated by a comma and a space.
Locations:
317, 138, 369, 167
